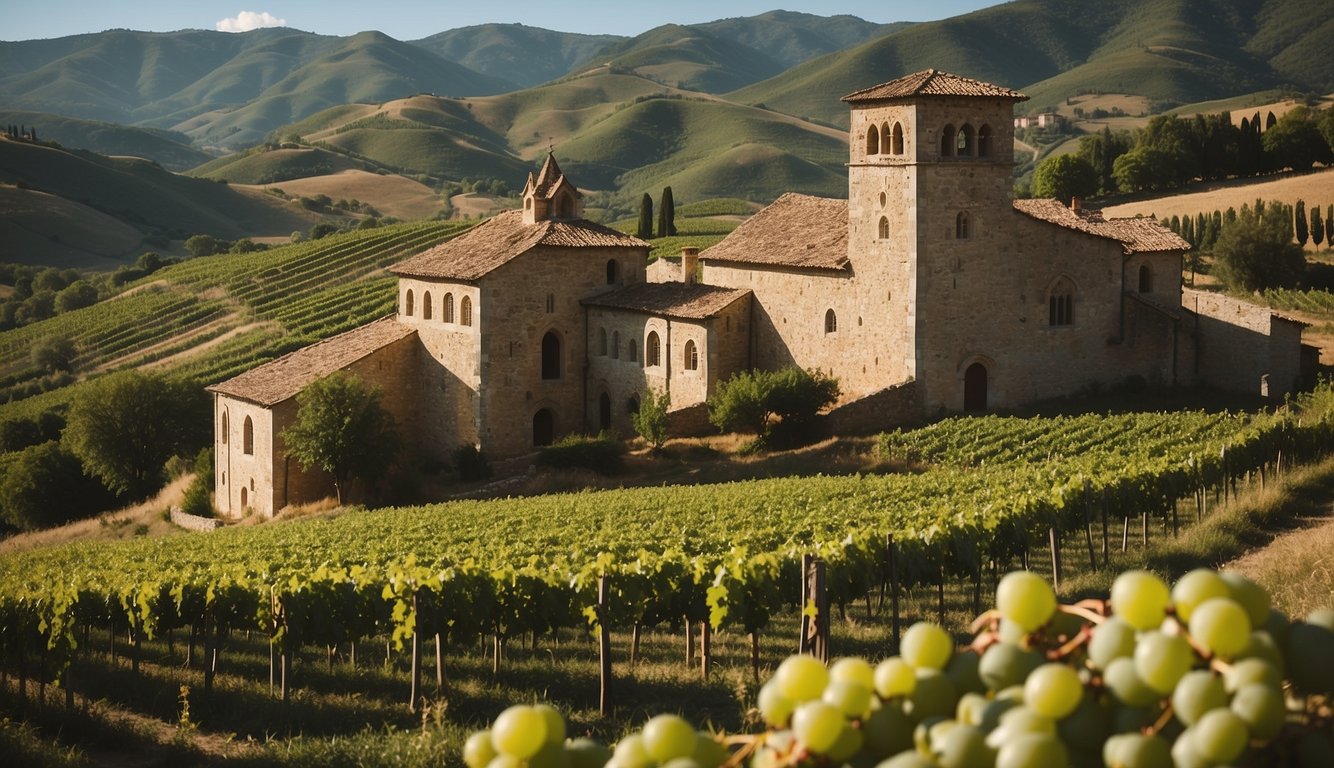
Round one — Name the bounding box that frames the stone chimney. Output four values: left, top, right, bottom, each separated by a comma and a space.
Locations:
681, 247, 699, 285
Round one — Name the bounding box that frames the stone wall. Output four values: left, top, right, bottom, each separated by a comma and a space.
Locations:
170, 508, 222, 532
1184, 288, 1305, 398
825, 380, 922, 436
214, 396, 276, 517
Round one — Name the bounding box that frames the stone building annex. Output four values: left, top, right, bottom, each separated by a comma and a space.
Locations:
209, 70, 1307, 516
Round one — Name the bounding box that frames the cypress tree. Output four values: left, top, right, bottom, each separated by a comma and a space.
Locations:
1327, 205, 1333, 250
637, 193, 654, 240
1181, 214, 1195, 246
1169, 214, 1181, 234
1224, 207, 1237, 225
1195, 212, 1207, 246
1295, 200, 1308, 245
1311, 204, 1325, 248
657, 186, 676, 238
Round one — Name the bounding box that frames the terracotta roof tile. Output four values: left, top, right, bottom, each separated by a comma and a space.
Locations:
522, 153, 579, 201
701, 193, 849, 271
843, 69, 1028, 103
390, 211, 648, 281
207, 317, 415, 406
1013, 198, 1190, 254
583, 282, 750, 319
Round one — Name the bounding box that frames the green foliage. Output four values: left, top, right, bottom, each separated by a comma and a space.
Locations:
185, 234, 221, 257
637, 193, 654, 239
1213, 205, 1306, 293
708, 367, 840, 446
63, 371, 208, 499
280, 372, 399, 505
0, 411, 63, 452
536, 433, 625, 475
0, 440, 113, 530
658, 186, 677, 238
1032, 154, 1099, 202
55, 280, 98, 313
451, 444, 492, 482
632, 388, 672, 453
1261, 106, 1332, 171
1311, 204, 1325, 248
1113, 145, 1177, 193
1296, 200, 1309, 246
30, 336, 76, 374
179, 447, 214, 518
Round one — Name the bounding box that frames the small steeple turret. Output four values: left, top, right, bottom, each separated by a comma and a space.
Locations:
521, 153, 583, 224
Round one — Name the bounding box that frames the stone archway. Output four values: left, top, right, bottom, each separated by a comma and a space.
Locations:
964, 362, 988, 413
533, 408, 555, 447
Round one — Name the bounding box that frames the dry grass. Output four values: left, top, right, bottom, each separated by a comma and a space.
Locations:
1228, 516, 1334, 618
254, 170, 446, 221
1058, 93, 1152, 118
450, 192, 518, 219
0, 475, 192, 556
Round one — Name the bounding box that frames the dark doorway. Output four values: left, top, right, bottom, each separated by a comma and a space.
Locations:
964, 363, 988, 413
599, 393, 612, 432
533, 408, 555, 446
541, 332, 560, 379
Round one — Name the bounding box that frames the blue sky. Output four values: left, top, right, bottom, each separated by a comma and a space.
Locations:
2, 1, 999, 41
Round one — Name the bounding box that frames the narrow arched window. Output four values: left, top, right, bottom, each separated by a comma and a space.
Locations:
599, 328, 608, 356
221, 410, 228, 445
242, 416, 254, 455
977, 124, 992, 157
612, 330, 620, 359
443, 292, 454, 323
1138, 264, 1153, 293
825, 309, 838, 334
866, 124, 880, 156
422, 291, 433, 320
599, 393, 612, 432
941, 124, 956, 157
460, 296, 472, 326
1048, 278, 1075, 327
606, 259, 618, 285
546, 293, 555, 313
541, 331, 560, 379
958, 124, 975, 156
629, 338, 638, 363
891, 122, 904, 155
684, 339, 698, 371
880, 122, 892, 154
956, 212, 971, 239
878, 216, 890, 239
405, 289, 415, 316
646, 331, 661, 367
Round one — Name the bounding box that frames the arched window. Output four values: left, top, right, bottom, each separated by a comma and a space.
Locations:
684, 340, 698, 371
629, 338, 638, 363
422, 291, 433, 320
825, 309, 838, 334
599, 327, 608, 356
866, 123, 880, 156
646, 331, 661, 367
541, 331, 561, 379
878, 216, 890, 239
941, 124, 956, 157
606, 259, 619, 285
957, 124, 975, 156
240, 486, 248, 510
880, 122, 892, 154
405, 289, 415, 316
460, 296, 473, 326
627, 396, 640, 415
1138, 264, 1153, 293
242, 416, 254, 455
1048, 278, 1075, 327
533, 409, 555, 447
956, 212, 971, 239
977, 125, 992, 157
221, 409, 228, 445
555, 193, 574, 218
599, 392, 612, 432
891, 122, 904, 155
612, 330, 620, 359
443, 292, 454, 323
964, 363, 988, 412
546, 293, 555, 313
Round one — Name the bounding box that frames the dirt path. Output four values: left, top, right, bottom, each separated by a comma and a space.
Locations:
1226, 504, 1334, 617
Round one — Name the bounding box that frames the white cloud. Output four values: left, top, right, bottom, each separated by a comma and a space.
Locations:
215, 11, 287, 33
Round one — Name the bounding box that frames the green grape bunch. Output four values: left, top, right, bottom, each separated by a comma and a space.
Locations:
464, 568, 1334, 768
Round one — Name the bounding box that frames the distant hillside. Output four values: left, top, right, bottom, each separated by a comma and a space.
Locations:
0, 137, 317, 260
0, 185, 144, 268
572, 24, 785, 93
192, 145, 377, 184
731, 0, 1334, 126
0, 111, 210, 171
695, 10, 906, 69
410, 24, 620, 89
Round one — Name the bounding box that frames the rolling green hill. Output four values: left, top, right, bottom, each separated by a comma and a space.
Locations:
572, 24, 785, 94
410, 24, 620, 90
730, 0, 1334, 126
694, 10, 906, 69
0, 111, 210, 171
0, 185, 144, 268
190, 145, 377, 184
0, 137, 316, 256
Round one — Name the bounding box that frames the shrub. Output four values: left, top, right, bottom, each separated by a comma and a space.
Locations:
708, 367, 840, 448
452, 444, 492, 482
536, 433, 624, 475
632, 388, 671, 453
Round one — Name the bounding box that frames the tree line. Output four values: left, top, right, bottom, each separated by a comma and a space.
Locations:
637, 186, 677, 239
1157, 199, 1311, 293
1033, 106, 1334, 201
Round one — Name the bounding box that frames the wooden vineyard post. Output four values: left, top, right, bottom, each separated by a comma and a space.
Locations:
1048, 527, 1061, 592
887, 534, 901, 647
202, 609, 215, 697
798, 554, 812, 655
799, 557, 829, 662
598, 575, 612, 717
700, 620, 711, 680
1100, 489, 1110, 569
749, 631, 760, 683
1083, 481, 1097, 572
684, 618, 694, 667
409, 593, 421, 713
936, 563, 945, 625
435, 633, 446, 697
630, 622, 641, 666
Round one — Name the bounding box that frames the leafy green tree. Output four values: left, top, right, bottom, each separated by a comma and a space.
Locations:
658, 186, 677, 237
30, 336, 76, 373
707, 367, 839, 447
1262, 107, 1331, 171
185, 234, 220, 257
63, 372, 208, 499
1295, 200, 1309, 246
0, 441, 114, 531
280, 372, 398, 505
1212, 206, 1306, 293
179, 447, 214, 518
1136, 114, 1199, 186
1113, 146, 1176, 193
637, 193, 654, 239
1075, 126, 1132, 194
1310, 204, 1324, 248
632, 388, 672, 453
1032, 154, 1099, 203
708, 369, 772, 436
55, 280, 98, 313
1328, 205, 1333, 250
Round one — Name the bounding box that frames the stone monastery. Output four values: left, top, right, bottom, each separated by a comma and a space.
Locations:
210, 70, 1307, 516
